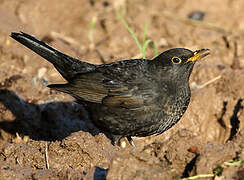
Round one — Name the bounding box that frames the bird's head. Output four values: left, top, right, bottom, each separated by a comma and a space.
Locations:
151, 48, 210, 81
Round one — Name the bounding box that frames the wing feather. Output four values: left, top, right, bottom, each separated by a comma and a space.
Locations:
49, 60, 161, 112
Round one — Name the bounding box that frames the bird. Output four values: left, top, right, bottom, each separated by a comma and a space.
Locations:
10, 32, 210, 147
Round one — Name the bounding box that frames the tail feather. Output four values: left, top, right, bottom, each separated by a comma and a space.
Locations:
10, 32, 96, 80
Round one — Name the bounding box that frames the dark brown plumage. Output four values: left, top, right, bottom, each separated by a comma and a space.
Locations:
10, 32, 210, 146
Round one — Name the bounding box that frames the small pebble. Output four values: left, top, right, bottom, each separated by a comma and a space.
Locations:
188, 11, 205, 21
38, 67, 47, 79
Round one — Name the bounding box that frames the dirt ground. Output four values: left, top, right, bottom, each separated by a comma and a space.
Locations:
0, 0, 244, 179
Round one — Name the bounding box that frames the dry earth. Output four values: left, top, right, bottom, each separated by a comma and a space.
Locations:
0, 0, 244, 179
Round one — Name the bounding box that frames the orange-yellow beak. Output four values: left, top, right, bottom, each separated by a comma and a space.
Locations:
186, 49, 210, 63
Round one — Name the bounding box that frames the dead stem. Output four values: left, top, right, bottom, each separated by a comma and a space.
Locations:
197, 75, 221, 89
50, 31, 80, 46
231, 41, 241, 69
45, 142, 50, 169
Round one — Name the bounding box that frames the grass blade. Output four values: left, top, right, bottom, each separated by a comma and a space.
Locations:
152, 41, 158, 58
142, 39, 151, 58
117, 13, 142, 53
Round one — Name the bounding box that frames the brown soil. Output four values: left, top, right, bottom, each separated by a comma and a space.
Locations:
0, 0, 244, 179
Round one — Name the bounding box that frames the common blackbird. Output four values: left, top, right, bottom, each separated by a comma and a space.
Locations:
11, 32, 210, 146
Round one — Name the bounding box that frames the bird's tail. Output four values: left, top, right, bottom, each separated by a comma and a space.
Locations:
10, 32, 96, 80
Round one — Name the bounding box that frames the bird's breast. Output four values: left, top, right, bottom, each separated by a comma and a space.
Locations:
155, 85, 191, 134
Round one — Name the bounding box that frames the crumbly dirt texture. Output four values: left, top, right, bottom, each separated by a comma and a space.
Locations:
0, 0, 244, 179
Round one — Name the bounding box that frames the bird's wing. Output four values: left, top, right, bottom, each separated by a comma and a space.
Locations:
48, 72, 108, 103
102, 77, 157, 110
49, 60, 160, 111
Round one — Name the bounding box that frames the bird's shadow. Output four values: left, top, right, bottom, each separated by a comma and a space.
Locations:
0, 89, 100, 141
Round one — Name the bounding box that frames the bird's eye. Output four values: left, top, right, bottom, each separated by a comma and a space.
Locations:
171, 57, 182, 64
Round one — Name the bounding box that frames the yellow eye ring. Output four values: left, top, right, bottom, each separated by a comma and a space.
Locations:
171, 57, 182, 64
